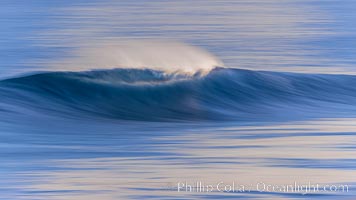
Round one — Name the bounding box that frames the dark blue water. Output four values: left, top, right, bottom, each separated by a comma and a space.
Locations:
1, 1, 356, 199
2, 68, 356, 121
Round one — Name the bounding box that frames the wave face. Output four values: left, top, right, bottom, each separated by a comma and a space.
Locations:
1, 68, 356, 121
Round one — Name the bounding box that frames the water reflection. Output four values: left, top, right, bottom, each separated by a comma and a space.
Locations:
2, 0, 356, 77
1, 118, 355, 199
1, 1, 356, 200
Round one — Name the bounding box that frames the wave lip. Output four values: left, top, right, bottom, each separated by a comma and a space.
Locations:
1, 68, 356, 121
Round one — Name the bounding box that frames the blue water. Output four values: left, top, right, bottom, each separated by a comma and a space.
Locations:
2, 68, 356, 121
1, 1, 356, 200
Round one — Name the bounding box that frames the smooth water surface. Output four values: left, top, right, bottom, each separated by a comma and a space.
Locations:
1, 1, 356, 199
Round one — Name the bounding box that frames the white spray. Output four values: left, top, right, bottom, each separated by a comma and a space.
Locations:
53, 40, 224, 75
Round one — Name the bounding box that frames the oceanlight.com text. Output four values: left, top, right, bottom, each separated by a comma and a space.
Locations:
176, 181, 349, 195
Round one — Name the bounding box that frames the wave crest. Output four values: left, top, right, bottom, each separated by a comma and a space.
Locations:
1, 68, 356, 121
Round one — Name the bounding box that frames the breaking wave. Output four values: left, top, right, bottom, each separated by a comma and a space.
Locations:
1, 67, 356, 122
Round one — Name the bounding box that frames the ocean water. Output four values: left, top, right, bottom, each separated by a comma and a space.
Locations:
1, 0, 356, 199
